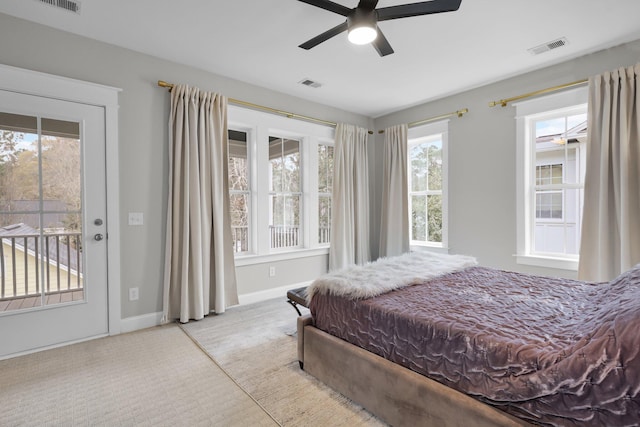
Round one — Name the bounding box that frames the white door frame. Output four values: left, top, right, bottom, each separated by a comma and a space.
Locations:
0, 63, 122, 337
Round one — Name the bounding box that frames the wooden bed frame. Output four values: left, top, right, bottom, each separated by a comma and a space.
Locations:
297, 314, 533, 427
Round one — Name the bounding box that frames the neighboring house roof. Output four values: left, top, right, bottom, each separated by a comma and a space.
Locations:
0, 200, 68, 229
536, 120, 588, 145
0, 223, 81, 272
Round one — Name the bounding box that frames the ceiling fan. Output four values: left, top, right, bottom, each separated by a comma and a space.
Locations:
297, 0, 462, 57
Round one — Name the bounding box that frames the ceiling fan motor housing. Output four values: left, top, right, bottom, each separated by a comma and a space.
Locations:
347, 7, 377, 31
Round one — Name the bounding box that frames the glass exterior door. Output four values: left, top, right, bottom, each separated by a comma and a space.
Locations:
0, 90, 108, 358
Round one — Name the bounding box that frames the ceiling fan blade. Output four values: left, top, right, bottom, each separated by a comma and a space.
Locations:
297, 0, 351, 17
377, 0, 462, 22
371, 28, 394, 57
357, 0, 379, 10
299, 21, 349, 50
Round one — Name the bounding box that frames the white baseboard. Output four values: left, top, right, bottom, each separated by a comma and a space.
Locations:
238, 281, 312, 306
117, 283, 310, 333
120, 312, 163, 334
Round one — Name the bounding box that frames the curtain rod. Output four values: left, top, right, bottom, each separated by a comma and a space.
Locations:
157, 80, 374, 134
488, 79, 588, 108
377, 108, 469, 134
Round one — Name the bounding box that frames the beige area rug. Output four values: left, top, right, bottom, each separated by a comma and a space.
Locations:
0, 324, 277, 426
180, 297, 387, 427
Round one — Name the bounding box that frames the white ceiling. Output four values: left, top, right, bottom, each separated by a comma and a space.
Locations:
2, 0, 640, 118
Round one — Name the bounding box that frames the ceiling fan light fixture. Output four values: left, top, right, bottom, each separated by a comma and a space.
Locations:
348, 26, 377, 45
347, 8, 377, 45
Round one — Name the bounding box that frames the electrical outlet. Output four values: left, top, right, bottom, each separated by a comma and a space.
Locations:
129, 287, 139, 301
269, 266, 276, 277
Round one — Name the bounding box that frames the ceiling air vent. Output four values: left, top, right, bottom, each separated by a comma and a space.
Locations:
36, 0, 81, 14
528, 37, 568, 55
298, 78, 322, 89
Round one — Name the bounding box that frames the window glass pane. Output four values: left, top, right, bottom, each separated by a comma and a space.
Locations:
318, 195, 331, 244
0, 113, 38, 212
1, 114, 84, 310
411, 195, 426, 242
283, 142, 300, 193
427, 194, 443, 243
269, 137, 300, 193
1, 214, 43, 302
40, 119, 82, 233
228, 130, 248, 191
269, 139, 283, 192
318, 144, 333, 192
230, 193, 249, 253
427, 141, 442, 191
270, 194, 300, 249
567, 113, 587, 137
535, 117, 565, 140
410, 144, 427, 192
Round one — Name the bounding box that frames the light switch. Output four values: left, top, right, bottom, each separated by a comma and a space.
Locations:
128, 212, 144, 226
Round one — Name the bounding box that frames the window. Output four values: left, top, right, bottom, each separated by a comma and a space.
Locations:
228, 129, 250, 254
317, 143, 333, 245
515, 87, 587, 269
269, 136, 301, 250
407, 121, 448, 249
227, 105, 334, 263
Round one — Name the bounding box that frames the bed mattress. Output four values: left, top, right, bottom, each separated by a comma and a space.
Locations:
309, 265, 640, 426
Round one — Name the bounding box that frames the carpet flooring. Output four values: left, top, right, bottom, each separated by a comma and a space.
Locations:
0, 297, 385, 426
180, 297, 386, 426
0, 324, 277, 426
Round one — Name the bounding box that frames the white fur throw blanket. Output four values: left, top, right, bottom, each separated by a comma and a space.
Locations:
307, 251, 477, 302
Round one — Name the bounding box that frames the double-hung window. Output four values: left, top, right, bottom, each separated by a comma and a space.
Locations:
407, 121, 448, 249
227, 105, 334, 262
268, 136, 301, 250
515, 87, 587, 270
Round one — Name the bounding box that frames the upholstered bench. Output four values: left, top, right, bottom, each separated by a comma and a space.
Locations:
286, 286, 308, 316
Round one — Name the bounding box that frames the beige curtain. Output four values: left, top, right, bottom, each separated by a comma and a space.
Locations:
379, 124, 409, 258
329, 123, 371, 270
578, 64, 640, 281
162, 84, 239, 323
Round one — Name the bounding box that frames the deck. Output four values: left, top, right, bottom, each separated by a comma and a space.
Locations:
0, 290, 84, 312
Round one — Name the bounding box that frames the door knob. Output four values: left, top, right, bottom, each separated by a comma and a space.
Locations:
94, 233, 104, 241
94, 218, 103, 226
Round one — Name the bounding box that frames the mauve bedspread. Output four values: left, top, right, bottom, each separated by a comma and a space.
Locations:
309, 265, 640, 426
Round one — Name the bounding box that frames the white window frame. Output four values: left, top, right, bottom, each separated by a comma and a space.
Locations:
515, 87, 587, 271
228, 105, 334, 266
407, 120, 449, 252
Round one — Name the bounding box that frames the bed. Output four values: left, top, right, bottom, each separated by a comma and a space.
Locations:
297, 251, 640, 426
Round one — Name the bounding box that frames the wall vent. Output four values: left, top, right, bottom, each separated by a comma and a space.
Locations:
528, 37, 568, 55
36, 0, 81, 14
298, 78, 322, 89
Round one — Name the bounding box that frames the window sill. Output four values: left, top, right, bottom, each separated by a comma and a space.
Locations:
234, 247, 329, 267
410, 244, 449, 254
516, 254, 578, 271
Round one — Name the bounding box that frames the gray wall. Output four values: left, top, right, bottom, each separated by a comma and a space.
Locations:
372, 39, 640, 278
0, 13, 371, 319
